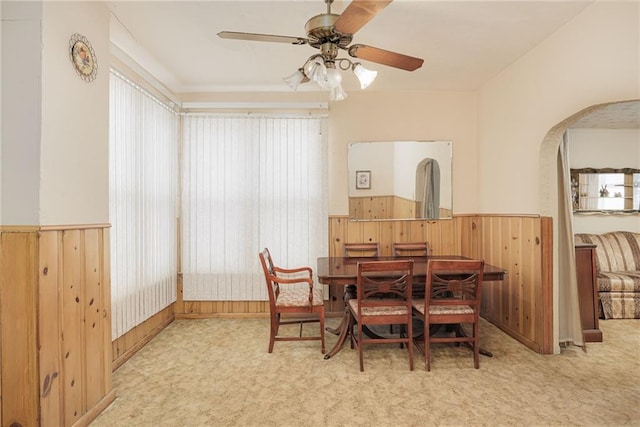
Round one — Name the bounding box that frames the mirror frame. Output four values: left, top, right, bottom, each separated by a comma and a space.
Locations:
348, 140, 453, 221
571, 167, 640, 213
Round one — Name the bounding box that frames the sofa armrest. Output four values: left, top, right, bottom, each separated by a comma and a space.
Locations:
575, 231, 640, 272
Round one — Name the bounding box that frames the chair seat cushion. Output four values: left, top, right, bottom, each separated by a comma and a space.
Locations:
276, 285, 324, 307
348, 299, 409, 316
412, 300, 474, 315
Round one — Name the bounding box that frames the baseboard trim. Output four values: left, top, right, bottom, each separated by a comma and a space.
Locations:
71, 389, 116, 427
112, 314, 175, 371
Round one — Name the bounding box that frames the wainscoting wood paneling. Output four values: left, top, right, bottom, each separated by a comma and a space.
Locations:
463, 215, 553, 354
174, 274, 270, 319
112, 304, 175, 370
0, 226, 114, 427
39, 231, 63, 427
349, 195, 417, 220
0, 231, 39, 427
328, 214, 553, 354
170, 214, 553, 354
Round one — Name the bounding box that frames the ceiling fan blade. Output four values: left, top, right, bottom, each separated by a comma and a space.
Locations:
333, 0, 393, 35
217, 31, 308, 45
348, 44, 424, 71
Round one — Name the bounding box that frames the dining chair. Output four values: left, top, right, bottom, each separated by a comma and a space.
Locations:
326, 242, 381, 337
393, 242, 430, 300
344, 242, 380, 258
412, 259, 484, 371
392, 242, 431, 257
348, 260, 415, 372
258, 248, 325, 354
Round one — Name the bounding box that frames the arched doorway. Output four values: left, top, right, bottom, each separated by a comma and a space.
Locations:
539, 99, 639, 352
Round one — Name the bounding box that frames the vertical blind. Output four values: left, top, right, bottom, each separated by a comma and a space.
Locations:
182, 113, 328, 300
109, 69, 179, 339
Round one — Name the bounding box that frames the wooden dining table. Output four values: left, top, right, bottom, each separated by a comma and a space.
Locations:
316, 255, 507, 360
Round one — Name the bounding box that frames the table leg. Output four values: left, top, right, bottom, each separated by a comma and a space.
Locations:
324, 285, 356, 359
326, 321, 343, 336
323, 308, 353, 359
325, 285, 355, 336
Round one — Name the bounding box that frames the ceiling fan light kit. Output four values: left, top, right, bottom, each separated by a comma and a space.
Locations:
283, 69, 307, 91
352, 63, 377, 89
218, 0, 424, 101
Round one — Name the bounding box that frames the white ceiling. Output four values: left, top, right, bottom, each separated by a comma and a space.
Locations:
108, 0, 639, 129
109, 0, 594, 93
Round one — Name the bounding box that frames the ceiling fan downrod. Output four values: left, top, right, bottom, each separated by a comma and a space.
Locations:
326, 0, 334, 14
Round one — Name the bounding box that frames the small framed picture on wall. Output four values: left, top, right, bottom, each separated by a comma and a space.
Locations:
356, 170, 371, 189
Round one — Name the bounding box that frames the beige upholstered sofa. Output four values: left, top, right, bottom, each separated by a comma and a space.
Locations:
574, 231, 640, 319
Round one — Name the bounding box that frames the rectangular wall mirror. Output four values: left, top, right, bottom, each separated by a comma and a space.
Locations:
348, 141, 453, 221
571, 167, 640, 213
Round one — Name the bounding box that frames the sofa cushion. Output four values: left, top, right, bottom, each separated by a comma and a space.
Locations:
574, 232, 640, 272
597, 271, 640, 292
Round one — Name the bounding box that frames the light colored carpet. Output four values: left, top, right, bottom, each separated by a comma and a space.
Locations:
92, 317, 640, 426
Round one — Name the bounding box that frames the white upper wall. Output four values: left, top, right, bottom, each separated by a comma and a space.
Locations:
477, 1, 639, 215
328, 90, 477, 215
1, 1, 110, 226
1, 2, 43, 225
39, 2, 110, 226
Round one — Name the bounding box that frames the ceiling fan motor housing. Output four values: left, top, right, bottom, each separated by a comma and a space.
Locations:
305, 13, 353, 53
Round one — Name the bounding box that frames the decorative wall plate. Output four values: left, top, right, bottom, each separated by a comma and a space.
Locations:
69, 33, 97, 82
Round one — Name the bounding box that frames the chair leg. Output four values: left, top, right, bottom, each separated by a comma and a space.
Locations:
268, 313, 278, 353
424, 329, 430, 371
473, 321, 480, 369
407, 320, 414, 371
358, 323, 365, 372
319, 310, 326, 354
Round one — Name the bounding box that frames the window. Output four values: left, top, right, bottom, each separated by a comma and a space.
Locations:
109, 69, 179, 338
181, 114, 328, 300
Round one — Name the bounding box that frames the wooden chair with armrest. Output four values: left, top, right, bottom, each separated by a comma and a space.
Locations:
412, 259, 484, 371
258, 248, 325, 354
348, 260, 415, 371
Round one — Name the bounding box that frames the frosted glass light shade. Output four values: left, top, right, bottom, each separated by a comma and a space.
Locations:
317, 67, 342, 90
283, 69, 305, 91
326, 68, 342, 88
329, 83, 347, 101
353, 63, 377, 89
304, 57, 327, 84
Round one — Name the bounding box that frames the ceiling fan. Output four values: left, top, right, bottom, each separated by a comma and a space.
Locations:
218, 0, 424, 100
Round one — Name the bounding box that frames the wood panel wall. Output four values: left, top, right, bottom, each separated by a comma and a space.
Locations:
456, 215, 554, 354
349, 195, 418, 220
175, 278, 269, 319
167, 214, 553, 354
349, 196, 453, 220
0, 226, 114, 427
0, 229, 39, 427
112, 305, 175, 370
